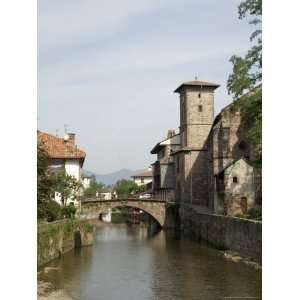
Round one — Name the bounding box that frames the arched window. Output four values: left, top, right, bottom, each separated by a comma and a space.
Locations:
233, 176, 238, 183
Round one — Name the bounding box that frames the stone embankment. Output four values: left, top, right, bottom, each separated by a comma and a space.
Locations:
37, 219, 95, 267
180, 204, 262, 263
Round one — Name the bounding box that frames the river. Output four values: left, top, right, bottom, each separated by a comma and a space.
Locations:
38, 223, 262, 300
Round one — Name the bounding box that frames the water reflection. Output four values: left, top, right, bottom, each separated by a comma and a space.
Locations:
39, 224, 261, 300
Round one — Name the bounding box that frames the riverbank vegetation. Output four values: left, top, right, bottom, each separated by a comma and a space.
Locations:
227, 0, 262, 167
37, 143, 79, 222
235, 207, 262, 221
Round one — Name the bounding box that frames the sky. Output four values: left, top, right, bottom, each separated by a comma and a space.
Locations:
38, 0, 253, 174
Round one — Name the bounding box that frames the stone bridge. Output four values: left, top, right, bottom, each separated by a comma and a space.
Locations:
79, 199, 172, 227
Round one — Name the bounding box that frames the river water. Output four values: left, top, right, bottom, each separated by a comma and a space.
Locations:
39, 224, 262, 300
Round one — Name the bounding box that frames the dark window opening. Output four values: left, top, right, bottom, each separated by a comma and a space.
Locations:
233, 176, 238, 183
198, 92, 201, 98
239, 141, 247, 151
198, 105, 203, 112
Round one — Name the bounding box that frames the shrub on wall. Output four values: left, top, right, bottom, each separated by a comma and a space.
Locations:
61, 204, 77, 219
38, 200, 62, 222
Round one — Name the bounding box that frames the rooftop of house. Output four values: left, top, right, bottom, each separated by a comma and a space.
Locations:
174, 80, 220, 93
38, 130, 86, 164
131, 169, 152, 178
150, 130, 180, 154
215, 157, 253, 176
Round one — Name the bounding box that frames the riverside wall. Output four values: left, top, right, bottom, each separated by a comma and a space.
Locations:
180, 205, 262, 263
37, 219, 95, 267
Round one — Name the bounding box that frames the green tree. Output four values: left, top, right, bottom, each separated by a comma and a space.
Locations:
53, 172, 82, 206
83, 176, 105, 197
114, 179, 139, 197
227, 0, 262, 166
136, 184, 147, 193
37, 142, 57, 219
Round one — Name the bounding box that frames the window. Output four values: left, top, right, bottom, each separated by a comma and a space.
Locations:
141, 177, 144, 184
233, 176, 238, 183
198, 92, 201, 98
239, 141, 247, 151
198, 105, 203, 112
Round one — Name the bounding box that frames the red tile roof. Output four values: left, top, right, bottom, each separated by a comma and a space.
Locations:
38, 131, 86, 163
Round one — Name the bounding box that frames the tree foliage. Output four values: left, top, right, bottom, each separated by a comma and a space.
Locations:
37, 143, 58, 220
37, 142, 81, 220
37, 143, 56, 205
83, 176, 105, 197
227, 0, 262, 166
61, 204, 77, 219
53, 172, 82, 206
114, 179, 141, 196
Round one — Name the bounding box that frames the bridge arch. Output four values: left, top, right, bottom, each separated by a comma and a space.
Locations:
79, 199, 167, 227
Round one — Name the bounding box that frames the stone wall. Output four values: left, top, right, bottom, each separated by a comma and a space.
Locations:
37, 219, 95, 267
180, 204, 262, 263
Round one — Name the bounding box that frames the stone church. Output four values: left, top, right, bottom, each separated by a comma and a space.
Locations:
151, 80, 261, 216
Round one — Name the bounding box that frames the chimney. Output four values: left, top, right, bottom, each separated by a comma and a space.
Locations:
167, 129, 176, 138
67, 133, 75, 145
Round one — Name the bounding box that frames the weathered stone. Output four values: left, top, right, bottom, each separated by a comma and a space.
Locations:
180, 204, 262, 263
37, 219, 95, 267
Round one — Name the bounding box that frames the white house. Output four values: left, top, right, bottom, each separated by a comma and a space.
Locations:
82, 173, 92, 189
38, 130, 86, 206
131, 167, 153, 187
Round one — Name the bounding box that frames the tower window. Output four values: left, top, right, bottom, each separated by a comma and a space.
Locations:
198, 92, 201, 98
233, 176, 238, 183
198, 105, 203, 112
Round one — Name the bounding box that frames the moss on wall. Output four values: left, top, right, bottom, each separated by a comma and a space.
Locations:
37, 219, 94, 267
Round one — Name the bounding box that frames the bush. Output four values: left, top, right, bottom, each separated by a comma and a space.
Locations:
61, 204, 77, 219
248, 207, 262, 220
38, 200, 62, 222
235, 207, 262, 221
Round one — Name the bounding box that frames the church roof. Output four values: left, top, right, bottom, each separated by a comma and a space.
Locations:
174, 80, 220, 93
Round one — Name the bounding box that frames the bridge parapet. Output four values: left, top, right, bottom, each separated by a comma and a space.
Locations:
79, 198, 168, 227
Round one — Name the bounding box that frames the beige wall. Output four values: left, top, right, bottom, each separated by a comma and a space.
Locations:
133, 177, 152, 187
222, 159, 256, 216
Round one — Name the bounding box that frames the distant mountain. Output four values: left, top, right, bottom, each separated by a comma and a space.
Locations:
83, 168, 143, 186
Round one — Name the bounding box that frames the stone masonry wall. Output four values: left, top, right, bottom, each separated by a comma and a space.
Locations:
180, 204, 262, 263
37, 219, 95, 267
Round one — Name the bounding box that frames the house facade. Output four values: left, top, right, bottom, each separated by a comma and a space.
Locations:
82, 173, 92, 189
131, 168, 152, 187
38, 130, 86, 206
151, 130, 181, 201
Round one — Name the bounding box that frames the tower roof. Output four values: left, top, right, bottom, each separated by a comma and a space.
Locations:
174, 80, 220, 93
